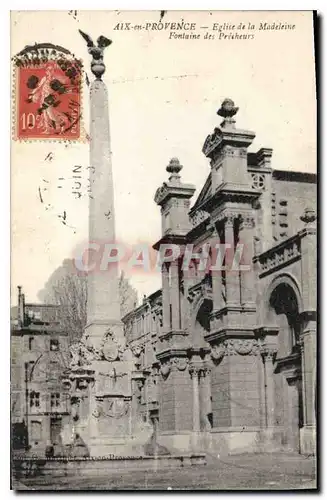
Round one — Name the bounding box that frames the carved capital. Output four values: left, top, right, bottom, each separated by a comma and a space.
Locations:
189, 362, 202, 378
216, 210, 241, 227
225, 214, 235, 228
199, 364, 211, 377
239, 215, 255, 230
260, 343, 278, 361
190, 210, 210, 228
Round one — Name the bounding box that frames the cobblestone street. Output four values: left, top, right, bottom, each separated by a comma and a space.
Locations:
13, 453, 317, 491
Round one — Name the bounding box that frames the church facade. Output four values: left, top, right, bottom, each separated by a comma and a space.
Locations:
123, 99, 317, 456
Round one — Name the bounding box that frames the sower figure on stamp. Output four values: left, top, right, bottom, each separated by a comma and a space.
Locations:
27, 61, 71, 134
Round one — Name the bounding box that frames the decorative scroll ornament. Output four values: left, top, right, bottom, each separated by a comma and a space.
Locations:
154, 183, 169, 205
211, 339, 259, 360
211, 344, 226, 363
232, 339, 258, 355
172, 357, 188, 371
190, 210, 210, 228
160, 361, 171, 379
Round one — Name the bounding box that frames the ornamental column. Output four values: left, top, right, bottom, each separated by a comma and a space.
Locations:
162, 263, 171, 331
300, 326, 316, 429
199, 365, 212, 431
189, 361, 201, 446
299, 208, 316, 455
300, 322, 316, 455
239, 214, 256, 307
170, 260, 181, 330
285, 372, 301, 452
261, 349, 276, 429
224, 215, 241, 307
210, 227, 224, 312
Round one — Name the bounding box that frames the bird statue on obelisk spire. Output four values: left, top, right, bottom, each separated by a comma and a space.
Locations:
79, 30, 125, 352
79, 30, 112, 79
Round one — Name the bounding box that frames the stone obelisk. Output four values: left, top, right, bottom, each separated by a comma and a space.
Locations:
83, 34, 124, 350
65, 33, 153, 458
76, 33, 136, 457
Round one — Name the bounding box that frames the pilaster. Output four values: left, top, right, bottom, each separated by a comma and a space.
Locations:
239, 214, 256, 307
209, 338, 262, 431
299, 318, 316, 455
224, 215, 241, 307
300, 208, 317, 313
162, 263, 170, 331
210, 227, 224, 313
170, 261, 181, 330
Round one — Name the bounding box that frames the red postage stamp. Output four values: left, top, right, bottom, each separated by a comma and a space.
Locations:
14, 51, 82, 141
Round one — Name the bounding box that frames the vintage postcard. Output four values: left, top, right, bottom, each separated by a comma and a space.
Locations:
11, 10, 317, 490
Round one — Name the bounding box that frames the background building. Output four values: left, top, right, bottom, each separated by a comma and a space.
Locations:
11, 287, 70, 453
123, 99, 317, 456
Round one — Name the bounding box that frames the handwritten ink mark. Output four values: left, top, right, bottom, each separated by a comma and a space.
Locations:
38, 187, 43, 203
159, 11, 167, 22
104, 210, 111, 219
44, 152, 54, 162
68, 10, 78, 21
58, 211, 67, 221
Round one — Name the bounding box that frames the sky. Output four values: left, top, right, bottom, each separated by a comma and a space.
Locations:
11, 10, 316, 305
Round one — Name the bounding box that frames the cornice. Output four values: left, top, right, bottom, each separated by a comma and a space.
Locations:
152, 234, 188, 251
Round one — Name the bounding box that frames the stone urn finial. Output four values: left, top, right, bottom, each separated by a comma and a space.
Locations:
300, 207, 317, 226
166, 157, 183, 182
217, 98, 239, 128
